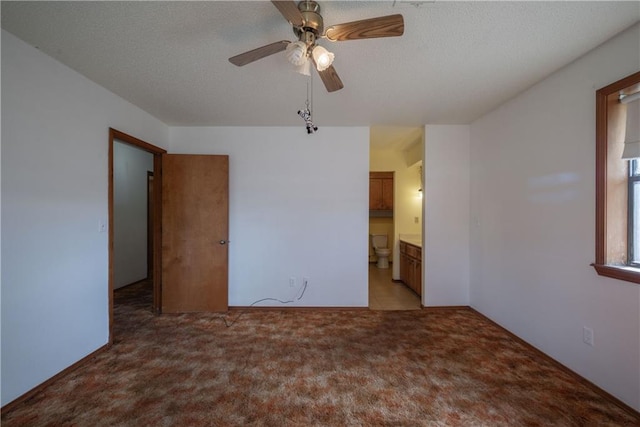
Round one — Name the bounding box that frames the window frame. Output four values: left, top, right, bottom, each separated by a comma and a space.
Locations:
627, 159, 640, 268
593, 71, 640, 284
628, 159, 640, 267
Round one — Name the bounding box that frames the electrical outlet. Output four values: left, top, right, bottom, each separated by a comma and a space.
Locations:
583, 327, 594, 346
289, 277, 296, 287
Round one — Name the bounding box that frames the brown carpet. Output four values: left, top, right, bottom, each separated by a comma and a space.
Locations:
2, 281, 638, 426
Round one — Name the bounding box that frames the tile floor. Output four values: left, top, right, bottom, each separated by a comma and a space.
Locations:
368, 263, 421, 310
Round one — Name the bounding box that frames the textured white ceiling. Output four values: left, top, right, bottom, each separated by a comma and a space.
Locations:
2, 1, 639, 127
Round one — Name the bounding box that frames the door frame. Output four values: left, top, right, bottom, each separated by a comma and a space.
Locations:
108, 128, 166, 343
147, 171, 154, 280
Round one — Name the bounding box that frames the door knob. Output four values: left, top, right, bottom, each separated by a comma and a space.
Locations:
219, 240, 228, 245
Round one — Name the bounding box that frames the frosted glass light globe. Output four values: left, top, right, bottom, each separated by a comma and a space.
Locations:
285, 41, 308, 66
312, 45, 334, 71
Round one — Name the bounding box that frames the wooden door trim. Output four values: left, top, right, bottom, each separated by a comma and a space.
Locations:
108, 128, 166, 343
147, 171, 154, 280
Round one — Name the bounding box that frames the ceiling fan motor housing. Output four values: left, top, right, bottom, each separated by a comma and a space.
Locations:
295, 0, 324, 42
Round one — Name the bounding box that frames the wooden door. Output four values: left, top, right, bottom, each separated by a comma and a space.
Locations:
162, 154, 229, 313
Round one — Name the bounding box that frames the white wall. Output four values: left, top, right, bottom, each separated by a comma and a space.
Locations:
1, 30, 169, 406
424, 125, 471, 306
394, 160, 423, 257
469, 23, 640, 410
113, 141, 154, 289
169, 126, 370, 307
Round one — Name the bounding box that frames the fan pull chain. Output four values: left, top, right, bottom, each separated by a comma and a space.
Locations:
298, 66, 318, 134
309, 71, 313, 116
306, 75, 311, 112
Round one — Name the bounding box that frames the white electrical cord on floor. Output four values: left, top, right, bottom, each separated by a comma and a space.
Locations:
217, 279, 309, 328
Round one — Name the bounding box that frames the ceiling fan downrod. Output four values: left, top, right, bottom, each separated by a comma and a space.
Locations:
297, 1, 323, 34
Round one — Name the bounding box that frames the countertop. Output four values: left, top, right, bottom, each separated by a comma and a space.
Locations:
399, 234, 422, 248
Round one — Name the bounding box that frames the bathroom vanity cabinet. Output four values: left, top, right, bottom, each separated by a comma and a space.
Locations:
369, 172, 393, 216
399, 241, 422, 296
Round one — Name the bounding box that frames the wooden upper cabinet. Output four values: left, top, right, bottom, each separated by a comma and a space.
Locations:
369, 172, 394, 213
369, 177, 383, 209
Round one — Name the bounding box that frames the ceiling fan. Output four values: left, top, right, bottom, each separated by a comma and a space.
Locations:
229, 1, 404, 93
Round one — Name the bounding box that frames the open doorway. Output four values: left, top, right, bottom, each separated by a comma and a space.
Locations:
108, 129, 166, 342
368, 126, 424, 310
113, 141, 153, 289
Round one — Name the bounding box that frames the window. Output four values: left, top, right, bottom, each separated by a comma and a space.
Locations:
629, 159, 640, 266
593, 71, 640, 284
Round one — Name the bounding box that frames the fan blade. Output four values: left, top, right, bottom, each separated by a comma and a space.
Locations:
229, 41, 290, 66
324, 14, 404, 42
271, 1, 304, 27
315, 63, 344, 93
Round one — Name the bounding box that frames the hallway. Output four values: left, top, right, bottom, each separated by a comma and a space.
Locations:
368, 264, 421, 310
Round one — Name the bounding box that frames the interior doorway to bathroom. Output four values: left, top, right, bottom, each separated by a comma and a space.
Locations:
368, 264, 420, 310
368, 126, 424, 310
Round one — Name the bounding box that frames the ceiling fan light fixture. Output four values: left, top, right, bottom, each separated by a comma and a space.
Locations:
294, 58, 311, 76
285, 41, 308, 66
312, 45, 334, 71
229, 1, 405, 93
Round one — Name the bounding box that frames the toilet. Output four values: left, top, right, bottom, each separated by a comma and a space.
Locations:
370, 234, 391, 269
